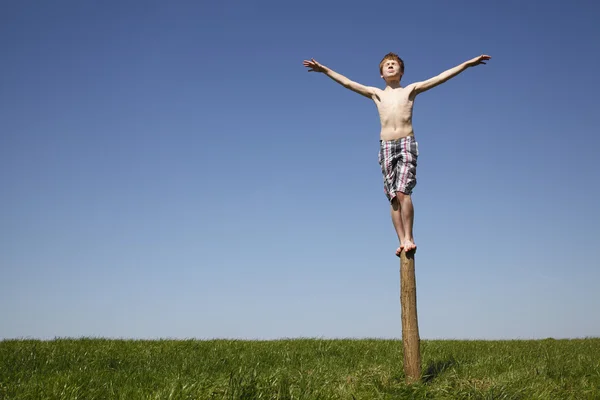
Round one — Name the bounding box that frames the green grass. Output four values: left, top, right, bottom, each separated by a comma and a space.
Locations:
1, 338, 599, 399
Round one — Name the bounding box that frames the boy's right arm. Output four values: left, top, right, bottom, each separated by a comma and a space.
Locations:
303, 58, 378, 100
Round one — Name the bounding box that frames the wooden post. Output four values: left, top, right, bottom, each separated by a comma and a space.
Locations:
400, 249, 421, 383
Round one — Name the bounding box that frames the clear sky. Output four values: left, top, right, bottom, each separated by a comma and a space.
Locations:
2, 0, 599, 340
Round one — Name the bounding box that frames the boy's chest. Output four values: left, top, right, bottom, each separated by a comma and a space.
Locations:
376, 90, 414, 111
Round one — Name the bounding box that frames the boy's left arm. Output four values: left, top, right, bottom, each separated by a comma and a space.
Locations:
410, 54, 491, 95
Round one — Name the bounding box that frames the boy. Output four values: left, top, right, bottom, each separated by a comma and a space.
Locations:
303, 53, 491, 256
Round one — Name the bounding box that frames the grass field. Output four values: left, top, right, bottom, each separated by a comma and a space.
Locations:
1, 338, 599, 399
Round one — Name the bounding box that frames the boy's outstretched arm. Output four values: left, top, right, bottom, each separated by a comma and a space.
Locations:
410, 54, 491, 95
303, 58, 378, 99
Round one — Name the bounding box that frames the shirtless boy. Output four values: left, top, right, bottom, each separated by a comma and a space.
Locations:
303, 53, 491, 256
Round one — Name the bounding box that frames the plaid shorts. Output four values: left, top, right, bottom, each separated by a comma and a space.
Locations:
378, 136, 419, 202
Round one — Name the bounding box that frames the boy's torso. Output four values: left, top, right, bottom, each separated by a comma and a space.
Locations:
373, 86, 416, 141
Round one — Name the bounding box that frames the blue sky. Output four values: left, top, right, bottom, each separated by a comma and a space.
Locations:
1, 0, 599, 340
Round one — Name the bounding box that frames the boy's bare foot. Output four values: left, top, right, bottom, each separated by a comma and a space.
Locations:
395, 244, 404, 257
403, 239, 417, 253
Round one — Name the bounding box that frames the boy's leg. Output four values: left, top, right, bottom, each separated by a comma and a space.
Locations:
380, 136, 418, 256
390, 197, 405, 256
396, 191, 416, 252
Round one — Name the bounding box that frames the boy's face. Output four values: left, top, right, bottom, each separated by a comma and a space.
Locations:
381, 59, 403, 82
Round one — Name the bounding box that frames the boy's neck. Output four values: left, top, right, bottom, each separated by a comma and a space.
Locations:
385, 80, 402, 89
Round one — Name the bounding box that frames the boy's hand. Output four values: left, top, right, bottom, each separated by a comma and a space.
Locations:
467, 54, 491, 67
303, 58, 327, 73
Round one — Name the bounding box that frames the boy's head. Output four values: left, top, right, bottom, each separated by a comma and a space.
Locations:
379, 52, 404, 83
